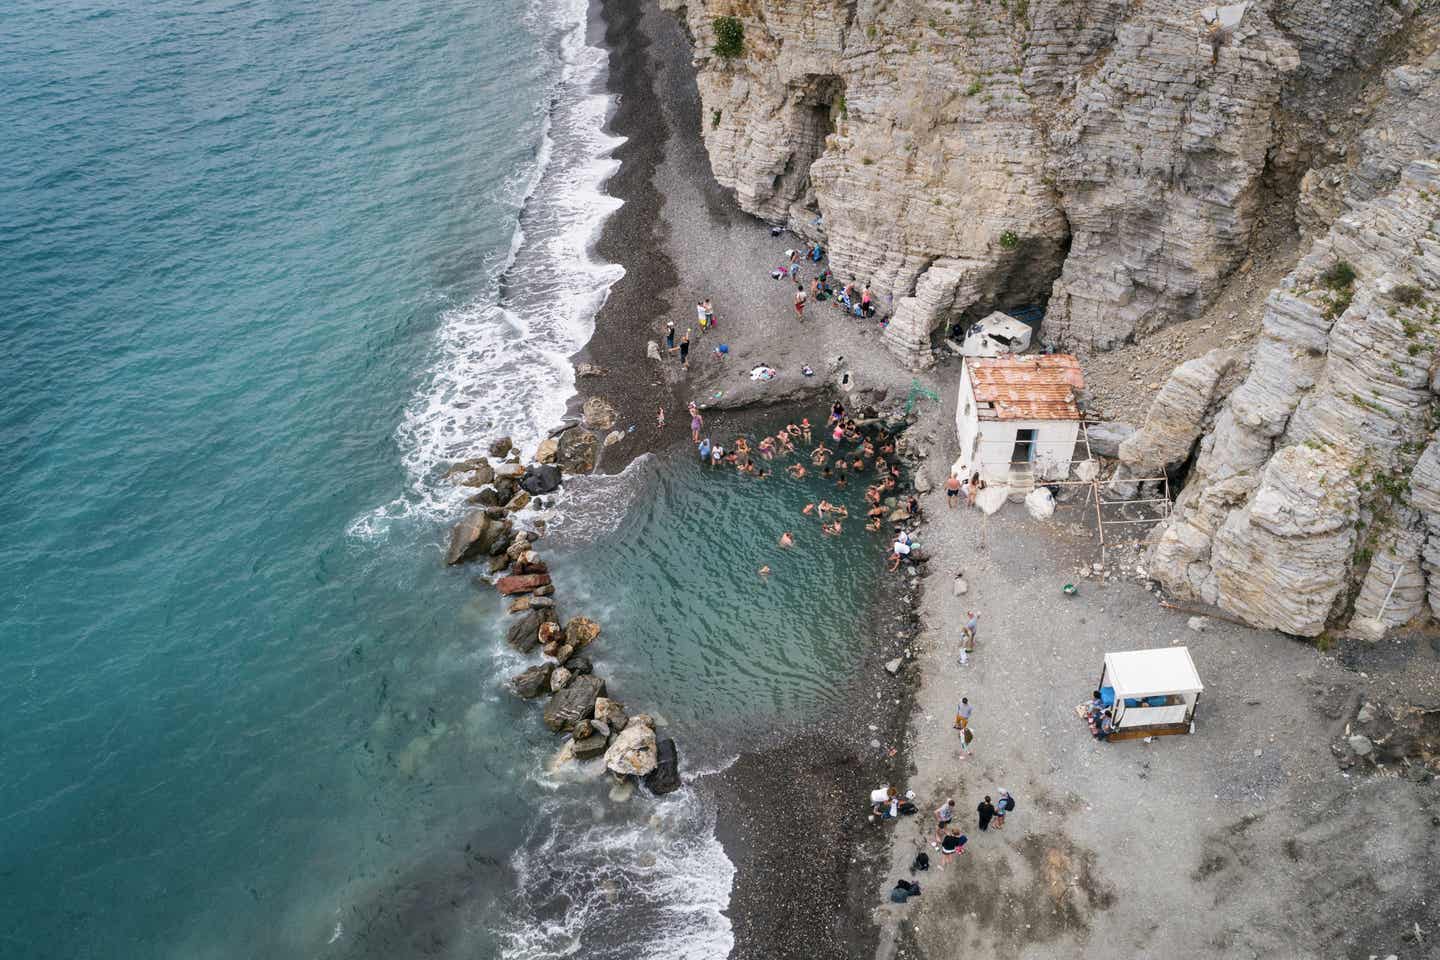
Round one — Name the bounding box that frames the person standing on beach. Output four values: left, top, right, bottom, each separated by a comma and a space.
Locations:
794, 284, 806, 320
962, 610, 979, 649
690, 404, 703, 443
993, 789, 1014, 829
696, 299, 708, 333
665, 320, 676, 352
703, 298, 715, 330
953, 697, 973, 731
945, 473, 961, 508
934, 798, 955, 843
976, 795, 996, 832
679, 332, 691, 370
657, 406, 665, 431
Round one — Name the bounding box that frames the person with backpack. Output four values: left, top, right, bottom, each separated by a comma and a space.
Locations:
994, 789, 1015, 829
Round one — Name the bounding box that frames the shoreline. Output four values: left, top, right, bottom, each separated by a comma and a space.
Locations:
562, 0, 951, 956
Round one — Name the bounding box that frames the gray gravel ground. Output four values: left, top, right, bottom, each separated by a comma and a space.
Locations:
871, 382, 1440, 960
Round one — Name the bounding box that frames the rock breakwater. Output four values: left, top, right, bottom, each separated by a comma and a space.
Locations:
443, 430, 682, 795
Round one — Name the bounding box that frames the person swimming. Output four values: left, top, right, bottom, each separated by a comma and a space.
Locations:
800, 418, 812, 442
802, 502, 815, 515
698, 437, 712, 461
779, 531, 794, 548
788, 463, 806, 479
759, 437, 775, 459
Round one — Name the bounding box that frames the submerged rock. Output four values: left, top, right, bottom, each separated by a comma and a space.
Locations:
489, 436, 513, 458
605, 723, 658, 777
643, 738, 681, 795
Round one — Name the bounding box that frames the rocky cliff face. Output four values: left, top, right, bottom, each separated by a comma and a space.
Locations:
662, 0, 1416, 363
666, 0, 1439, 637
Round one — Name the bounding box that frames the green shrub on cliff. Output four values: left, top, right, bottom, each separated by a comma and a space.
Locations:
713, 17, 744, 59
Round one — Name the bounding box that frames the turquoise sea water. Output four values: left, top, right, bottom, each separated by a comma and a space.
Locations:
2, 1, 890, 957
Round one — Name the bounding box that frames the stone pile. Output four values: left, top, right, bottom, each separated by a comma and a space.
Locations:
443, 432, 680, 796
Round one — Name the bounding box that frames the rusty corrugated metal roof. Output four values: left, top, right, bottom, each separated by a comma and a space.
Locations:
967, 355, 1085, 421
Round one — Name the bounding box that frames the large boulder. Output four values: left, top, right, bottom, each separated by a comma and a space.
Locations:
505, 609, 549, 653
563, 653, 592, 675
509, 663, 553, 699
544, 674, 606, 732
1084, 422, 1136, 459
564, 616, 601, 648
489, 436, 513, 458
549, 666, 574, 692
445, 510, 507, 565
468, 487, 502, 507
593, 696, 628, 731
604, 723, 658, 777
557, 428, 599, 475
444, 458, 494, 487
521, 463, 563, 495
496, 573, 552, 596
535, 437, 560, 464
643, 738, 681, 795
571, 728, 610, 761
582, 396, 620, 431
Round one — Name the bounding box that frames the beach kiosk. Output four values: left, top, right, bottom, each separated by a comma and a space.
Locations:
1096, 647, 1203, 741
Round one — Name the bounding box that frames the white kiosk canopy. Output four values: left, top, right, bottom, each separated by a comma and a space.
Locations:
1103, 647, 1203, 699
1099, 647, 1204, 736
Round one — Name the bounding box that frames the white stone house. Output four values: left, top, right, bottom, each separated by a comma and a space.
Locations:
954, 355, 1085, 483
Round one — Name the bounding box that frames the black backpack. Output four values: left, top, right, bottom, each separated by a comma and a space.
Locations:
911, 851, 930, 872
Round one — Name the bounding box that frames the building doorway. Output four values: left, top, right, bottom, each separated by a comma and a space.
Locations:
1011, 428, 1036, 465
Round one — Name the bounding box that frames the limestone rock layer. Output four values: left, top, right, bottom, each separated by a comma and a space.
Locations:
663, 0, 1415, 365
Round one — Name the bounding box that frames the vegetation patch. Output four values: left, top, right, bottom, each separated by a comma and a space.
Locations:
1392, 283, 1424, 307
999, 230, 1020, 250
1319, 260, 1357, 321
712, 16, 744, 59
1321, 260, 1357, 291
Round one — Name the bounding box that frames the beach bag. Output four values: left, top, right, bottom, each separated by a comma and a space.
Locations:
911, 852, 930, 872
771, 268, 784, 280
963, 727, 974, 745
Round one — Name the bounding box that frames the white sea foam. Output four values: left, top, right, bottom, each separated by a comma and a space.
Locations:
349, 0, 624, 542
498, 788, 736, 960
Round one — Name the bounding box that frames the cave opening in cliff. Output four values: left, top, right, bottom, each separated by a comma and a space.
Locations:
774, 75, 844, 220
936, 228, 1073, 354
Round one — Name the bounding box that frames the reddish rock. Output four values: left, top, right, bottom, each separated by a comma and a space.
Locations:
496, 573, 551, 596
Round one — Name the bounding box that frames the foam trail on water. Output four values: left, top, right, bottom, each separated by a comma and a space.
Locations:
497, 788, 736, 960
350, 0, 624, 541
